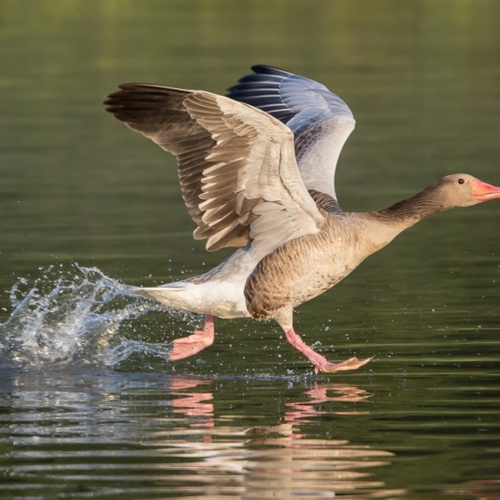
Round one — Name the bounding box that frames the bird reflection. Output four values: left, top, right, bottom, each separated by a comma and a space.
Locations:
167, 377, 371, 428
169, 377, 214, 424
2, 370, 397, 498
284, 383, 371, 426
162, 377, 393, 498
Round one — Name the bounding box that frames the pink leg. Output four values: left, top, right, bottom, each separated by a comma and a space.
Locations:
286, 327, 372, 374
169, 315, 215, 361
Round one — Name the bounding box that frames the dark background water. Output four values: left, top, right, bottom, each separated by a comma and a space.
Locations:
0, 1, 499, 498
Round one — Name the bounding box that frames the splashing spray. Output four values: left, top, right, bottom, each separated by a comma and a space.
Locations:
0, 263, 177, 368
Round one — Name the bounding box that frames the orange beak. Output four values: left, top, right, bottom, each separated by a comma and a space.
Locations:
472, 179, 500, 202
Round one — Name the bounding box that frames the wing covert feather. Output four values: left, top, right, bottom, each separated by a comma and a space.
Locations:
105, 84, 324, 256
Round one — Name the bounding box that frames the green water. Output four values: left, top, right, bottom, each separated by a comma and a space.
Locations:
1, 1, 500, 498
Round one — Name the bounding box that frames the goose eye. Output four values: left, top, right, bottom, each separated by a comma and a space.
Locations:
458, 178, 465, 185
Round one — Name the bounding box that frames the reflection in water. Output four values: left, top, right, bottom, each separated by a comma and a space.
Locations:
170, 377, 215, 423
0, 370, 396, 499
285, 383, 371, 425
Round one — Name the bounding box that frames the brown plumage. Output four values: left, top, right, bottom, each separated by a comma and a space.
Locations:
104, 65, 500, 373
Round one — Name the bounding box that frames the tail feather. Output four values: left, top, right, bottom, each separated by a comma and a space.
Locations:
127, 281, 249, 319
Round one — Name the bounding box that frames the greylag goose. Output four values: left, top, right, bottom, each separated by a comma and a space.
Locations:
104, 65, 500, 373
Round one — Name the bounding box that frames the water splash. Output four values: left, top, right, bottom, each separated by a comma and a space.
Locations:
0, 263, 176, 368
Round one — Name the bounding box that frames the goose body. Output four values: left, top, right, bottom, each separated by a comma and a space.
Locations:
105, 66, 500, 373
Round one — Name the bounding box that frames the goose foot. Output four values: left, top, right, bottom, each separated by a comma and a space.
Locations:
285, 327, 372, 374
169, 315, 215, 361
311, 355, 373, 374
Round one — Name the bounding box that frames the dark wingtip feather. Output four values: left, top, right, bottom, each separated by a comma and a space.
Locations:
250, 64, 293, 77
104, 84, 188, 107
103, 84, 191, 124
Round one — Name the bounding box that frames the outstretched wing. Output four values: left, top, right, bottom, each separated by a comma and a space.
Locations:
227, 65, 355, 209
105, 84, 324, 257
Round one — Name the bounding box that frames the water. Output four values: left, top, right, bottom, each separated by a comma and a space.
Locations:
0, 264, 169, 367
1, 0, 500, 498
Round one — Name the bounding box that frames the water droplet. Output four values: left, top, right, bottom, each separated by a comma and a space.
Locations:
0, 263, 166, 369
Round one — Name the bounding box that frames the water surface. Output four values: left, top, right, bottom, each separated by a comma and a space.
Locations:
1, 1, 500, 498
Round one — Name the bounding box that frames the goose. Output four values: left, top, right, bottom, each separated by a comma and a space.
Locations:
104, 65, 500, 373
